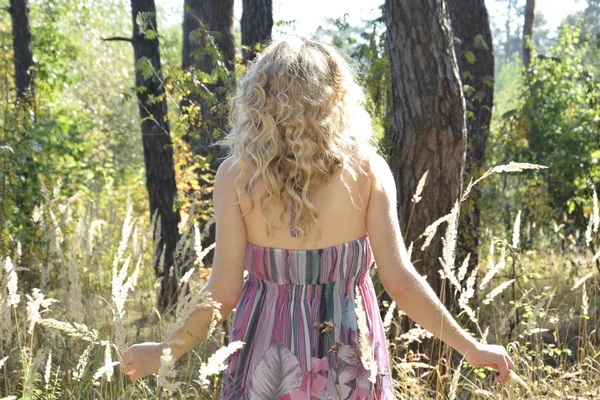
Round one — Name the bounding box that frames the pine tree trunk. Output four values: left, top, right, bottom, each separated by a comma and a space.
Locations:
521, 0, 536, 68
9, 0, 35, 105
447, 0, 495, 290
131, 0, 181, 312
182, 0, 201, 71
181, 0, 235, 171
384, 0, 467, 372
385, 0, 466, 302
241, 0, 273, 62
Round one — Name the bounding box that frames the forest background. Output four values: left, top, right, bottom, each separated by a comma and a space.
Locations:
1, 0, 600, 399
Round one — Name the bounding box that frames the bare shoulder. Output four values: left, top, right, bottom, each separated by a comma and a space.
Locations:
362, 150, 395, 192
213, 156, 245, 208
215, 156, 245, 193
216, 156, 242, 181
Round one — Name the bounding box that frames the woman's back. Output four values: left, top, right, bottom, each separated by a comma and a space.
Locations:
220, 156, 394, 400
238, 161, 371, 250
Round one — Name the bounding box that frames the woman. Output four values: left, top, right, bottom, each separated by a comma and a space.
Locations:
120, 37, 515, 399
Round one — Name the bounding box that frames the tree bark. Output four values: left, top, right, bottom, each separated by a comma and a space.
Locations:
385, 0, 466, 301
447, 0, 495, 289
181, 0, 235, 171
182, 0, 201, 71
521, 0, 535, 68
131, 0, 181, 312
9, 0, 35, 106
241, 0, 273, 62
384, 0, 467, 370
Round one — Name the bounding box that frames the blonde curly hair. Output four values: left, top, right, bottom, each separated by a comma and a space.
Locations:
217, 36, 376, 242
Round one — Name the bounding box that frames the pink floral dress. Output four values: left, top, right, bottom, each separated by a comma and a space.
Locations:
220, 234, 394, 399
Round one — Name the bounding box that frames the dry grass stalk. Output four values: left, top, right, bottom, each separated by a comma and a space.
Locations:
355, 288, 377, 384
512, 210, 521, 249
383, 301, 396, 331
438, 201, 461, 293
157, 347, 181, 397
44, 349, 52, 390
458, 265, 479, 324
482, 279, 515, 305
197, 340, 245, 388
22, 348, 45, 398
480, 247, 506, 289
26, 288, 59, 334
92, 342, 118, 383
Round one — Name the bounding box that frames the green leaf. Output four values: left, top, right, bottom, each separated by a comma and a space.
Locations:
135, 57, 154, 80
482, 75, 494, 87
474, 34, 489, 50
144, 29, 156, 40
474, 90, 487, 102
462, 84, 475, 97
465, 51, 476, 64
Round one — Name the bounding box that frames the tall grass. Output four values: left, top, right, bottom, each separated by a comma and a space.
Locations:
1, 167, 599, 399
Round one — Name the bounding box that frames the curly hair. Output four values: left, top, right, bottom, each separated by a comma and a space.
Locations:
217, 36, 376, 242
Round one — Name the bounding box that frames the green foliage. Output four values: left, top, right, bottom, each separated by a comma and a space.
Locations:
2, 1, 600, 398
487, 21, 600, 237
0, 0, 149, 253
465, 50, 477, 64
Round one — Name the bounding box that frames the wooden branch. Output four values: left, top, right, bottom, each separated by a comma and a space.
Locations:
1, 6, 11, 13
102, 36, 133, 43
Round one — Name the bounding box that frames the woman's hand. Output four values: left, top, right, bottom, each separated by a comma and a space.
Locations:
464, 342, 516, 386
120, 342, 163, 382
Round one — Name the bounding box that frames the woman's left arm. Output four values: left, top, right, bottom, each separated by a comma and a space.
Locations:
121, 156, 247, 382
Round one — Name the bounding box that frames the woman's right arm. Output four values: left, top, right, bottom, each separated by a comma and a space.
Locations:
120, 156, 247, 382
365, 152, 515, 386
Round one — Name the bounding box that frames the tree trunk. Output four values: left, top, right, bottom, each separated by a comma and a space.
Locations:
131, 0, 181, 312
9, 0, 35, 106
384, 0, 467, 372
521, 0, 535, 68
447, 0, 495, 291
241, 0, 273, 62
182, 0, 201, 71
181, 0, 235, 171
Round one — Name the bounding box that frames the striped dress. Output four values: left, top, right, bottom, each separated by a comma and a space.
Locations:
220, 234, 394, 399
